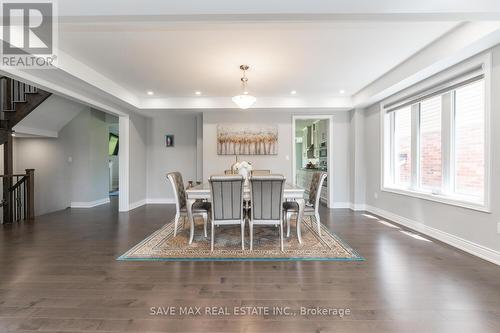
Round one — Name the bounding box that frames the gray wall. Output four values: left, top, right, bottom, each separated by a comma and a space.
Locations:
13, 137, 70, 215
349, 109, 366, 207
146, 113, 198, 201
361, 47, 500, 253
203, 110, 351, 205
129, 113, 148, 205
13, 108, 113, 215
143, 110, 351, 205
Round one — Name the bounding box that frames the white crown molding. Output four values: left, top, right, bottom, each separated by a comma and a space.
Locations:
138, 96, 353, 110
71, 197, 110, 208
58, 1, 500, 21
364, 205, 500, 266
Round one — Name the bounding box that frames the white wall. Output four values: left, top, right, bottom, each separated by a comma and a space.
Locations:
63, 109, 110, 204
349, 109, 366, 208
13, 138, 70, 215
13, 108, 114, 215
146, 113, 198, 202
360, 47, 500, 260
128, 113, 148, 206
203, 110, 351, 205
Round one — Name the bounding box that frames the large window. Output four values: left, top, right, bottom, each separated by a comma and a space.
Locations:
419, 95, 442, 191
394, 106, 412, 187
383, 75, 487, 210
454, 80, 485, 198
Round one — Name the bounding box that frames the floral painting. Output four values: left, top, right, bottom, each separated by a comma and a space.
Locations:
217, 124, 278, 155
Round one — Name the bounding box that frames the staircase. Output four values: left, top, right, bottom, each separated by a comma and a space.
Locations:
0, 76, 51, 223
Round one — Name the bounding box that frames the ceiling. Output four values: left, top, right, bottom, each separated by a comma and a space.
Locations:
13, 95, 86, 137
4, 1, 500, 112
59, 21, 457, 103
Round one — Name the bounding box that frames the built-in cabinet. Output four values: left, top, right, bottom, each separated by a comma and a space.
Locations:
314, 120, 328, 157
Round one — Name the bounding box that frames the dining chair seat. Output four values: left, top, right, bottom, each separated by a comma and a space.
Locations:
180, 201, 211, 213
167, 172, 210, 238
282, 201, 315, 213
283, 172, 327, 238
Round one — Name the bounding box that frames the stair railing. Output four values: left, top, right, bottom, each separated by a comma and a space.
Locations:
0, 76, 38, 112
0, 169, 34, 223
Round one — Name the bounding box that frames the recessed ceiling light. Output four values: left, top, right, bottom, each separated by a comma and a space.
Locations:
339, 89, 345, 94
290, 90, 297, 95
147, 91, 154, 95
195, 91, 201, 95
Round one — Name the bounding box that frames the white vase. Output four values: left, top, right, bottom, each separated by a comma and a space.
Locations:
238, 167, 248, 184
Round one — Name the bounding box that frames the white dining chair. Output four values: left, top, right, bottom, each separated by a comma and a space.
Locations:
283, 171, 327, 237
248, 175, 286, 251
208, 175, 245, 251
167, 172, 210, 237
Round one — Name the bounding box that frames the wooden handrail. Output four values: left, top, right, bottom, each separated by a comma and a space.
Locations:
1, 168, 34, 223
9, 175, 27, 192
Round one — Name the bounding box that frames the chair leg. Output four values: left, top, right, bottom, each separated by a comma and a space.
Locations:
211, 221, 215, 252
203, 213, 208, 238
241, 221, 245, 251
279, 221, 284, 252
315, 212, 321, 236
286, 212, 291, 238
173, 213, 180, 237
249, 222, 254, 251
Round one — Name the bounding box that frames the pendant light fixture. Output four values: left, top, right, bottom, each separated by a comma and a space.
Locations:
232, 65, 256, 109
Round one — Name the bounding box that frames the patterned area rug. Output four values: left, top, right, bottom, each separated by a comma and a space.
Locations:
118, 215, 363, 261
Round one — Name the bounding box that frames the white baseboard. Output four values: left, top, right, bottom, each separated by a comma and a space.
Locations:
350, 203, 366, 211
332, 202, 351, 209
129, 199, 147, 211
365, 205, 500, 266
331, 202, 366, 210
123, 198, 176, 211
71, 197, 110, 208
146, 198, 176, 204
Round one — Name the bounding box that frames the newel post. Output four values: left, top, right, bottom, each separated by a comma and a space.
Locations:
25, 168, 34, 220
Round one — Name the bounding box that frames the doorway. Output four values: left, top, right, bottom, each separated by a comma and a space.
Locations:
292, 115, 334, 208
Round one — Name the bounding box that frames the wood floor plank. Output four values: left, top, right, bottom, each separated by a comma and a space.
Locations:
0, 199, 499, 332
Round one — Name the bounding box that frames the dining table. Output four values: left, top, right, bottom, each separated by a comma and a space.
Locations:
185, 182, 306, 245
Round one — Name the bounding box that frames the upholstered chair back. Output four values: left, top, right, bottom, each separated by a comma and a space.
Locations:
251, 170, 271, 176
308, 172, 327, 207
209, 175, 245, 221
167, 172, 186, 211
249, 175, 286, 221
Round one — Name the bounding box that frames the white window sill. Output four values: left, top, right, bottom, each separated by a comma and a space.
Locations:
381, 186, 490, 213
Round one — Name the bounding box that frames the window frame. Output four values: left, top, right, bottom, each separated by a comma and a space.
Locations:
380, 54, 491, 213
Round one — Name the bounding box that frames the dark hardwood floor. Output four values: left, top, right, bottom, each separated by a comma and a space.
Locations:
0, 199, 499, 332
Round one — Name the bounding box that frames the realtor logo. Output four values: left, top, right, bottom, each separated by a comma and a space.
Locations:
1, 1, 58, 68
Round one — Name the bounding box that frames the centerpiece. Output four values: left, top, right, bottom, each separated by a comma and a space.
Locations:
231, 159, 252, 185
